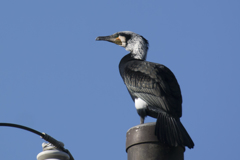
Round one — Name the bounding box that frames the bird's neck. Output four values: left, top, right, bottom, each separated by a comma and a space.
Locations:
125, 39, 148, 61
131, 49, 147, 60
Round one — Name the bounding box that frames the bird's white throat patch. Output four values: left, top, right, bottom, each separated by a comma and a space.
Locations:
135, 98, 148, 110
118, 36, 126, 47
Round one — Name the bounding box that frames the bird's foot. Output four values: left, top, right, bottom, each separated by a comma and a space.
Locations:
140, 117, 145, 124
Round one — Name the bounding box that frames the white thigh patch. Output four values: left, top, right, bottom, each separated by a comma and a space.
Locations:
135, 98, 148, 110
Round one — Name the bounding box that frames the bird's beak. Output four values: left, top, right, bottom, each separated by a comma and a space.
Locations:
96, 35, 122, 45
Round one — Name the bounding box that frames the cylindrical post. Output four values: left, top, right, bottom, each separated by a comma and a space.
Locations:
126, 122, 185, 160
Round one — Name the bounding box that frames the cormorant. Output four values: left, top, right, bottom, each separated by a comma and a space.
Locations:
96, 31, 194, 149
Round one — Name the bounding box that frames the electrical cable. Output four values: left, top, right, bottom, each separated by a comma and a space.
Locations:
0, 123, 43, 136
0, 123, 74, 160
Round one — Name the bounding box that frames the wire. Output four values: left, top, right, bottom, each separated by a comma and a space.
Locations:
0, 123, 74, 160
0, 123, 43, 136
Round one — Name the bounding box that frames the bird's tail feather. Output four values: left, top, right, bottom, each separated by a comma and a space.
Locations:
155, 112, 194, 149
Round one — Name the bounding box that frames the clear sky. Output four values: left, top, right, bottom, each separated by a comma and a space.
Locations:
0, 1, 239, 160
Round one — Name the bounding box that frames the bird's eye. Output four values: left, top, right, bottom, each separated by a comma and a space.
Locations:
114, 34, 119, 38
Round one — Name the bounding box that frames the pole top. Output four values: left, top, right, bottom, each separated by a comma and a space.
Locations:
126, 122, 185, 160
126, 122, 158, 151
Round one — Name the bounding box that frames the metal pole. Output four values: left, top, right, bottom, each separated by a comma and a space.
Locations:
126, 122, 185, 160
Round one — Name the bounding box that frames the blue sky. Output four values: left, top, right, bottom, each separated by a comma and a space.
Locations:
0, 1, 239, 159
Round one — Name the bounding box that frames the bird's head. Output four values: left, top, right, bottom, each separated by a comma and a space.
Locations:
96, 31, 149, 60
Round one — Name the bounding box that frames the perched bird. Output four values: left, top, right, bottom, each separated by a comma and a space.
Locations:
96, 31, 194, 149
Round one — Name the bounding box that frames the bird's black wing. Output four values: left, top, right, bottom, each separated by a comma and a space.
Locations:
122, 60, 182, 117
